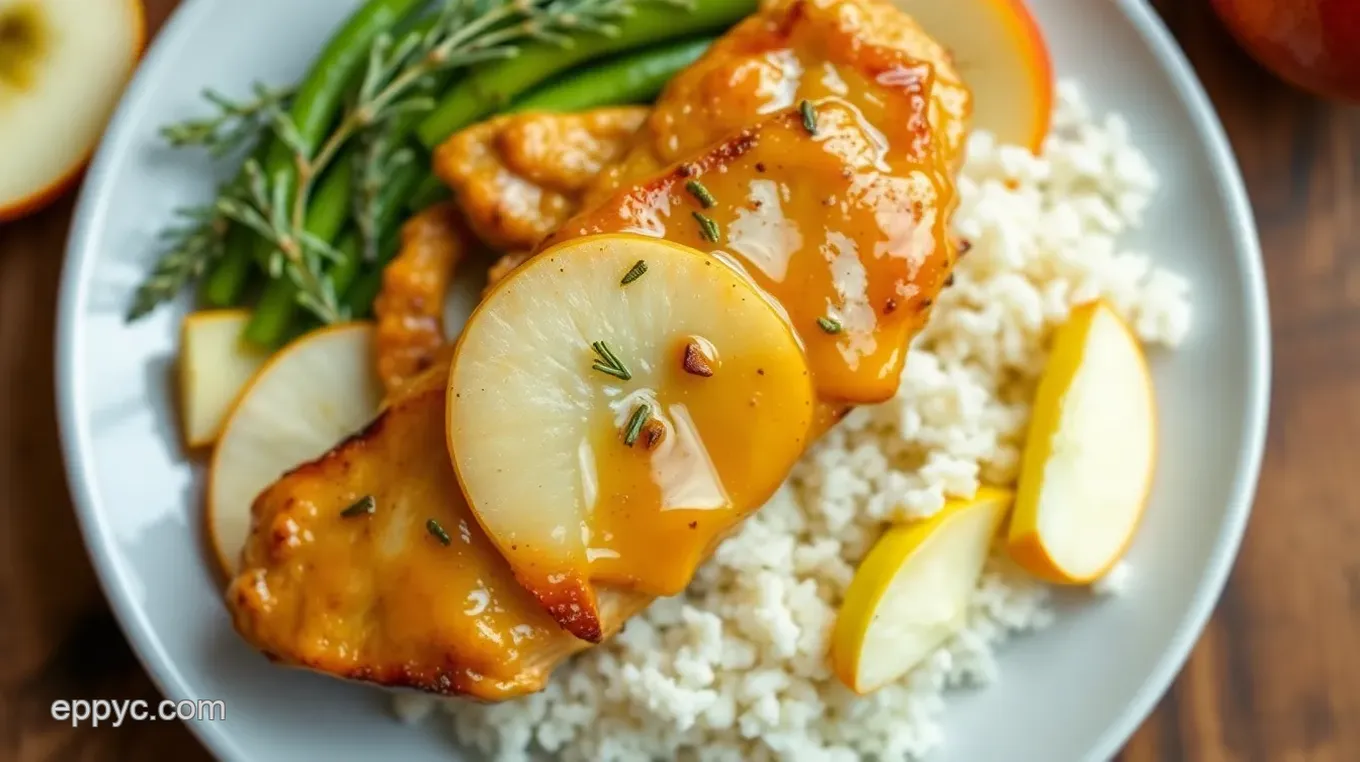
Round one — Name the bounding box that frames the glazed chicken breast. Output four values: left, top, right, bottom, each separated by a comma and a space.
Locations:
227, 0, 971, 697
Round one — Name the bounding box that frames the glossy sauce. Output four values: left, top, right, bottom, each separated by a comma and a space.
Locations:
546, 0, 969, 404
548, 99, 952, 404
582, 332, 814, 595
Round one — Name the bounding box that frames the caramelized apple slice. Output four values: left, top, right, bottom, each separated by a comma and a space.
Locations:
448, 235, 815, 641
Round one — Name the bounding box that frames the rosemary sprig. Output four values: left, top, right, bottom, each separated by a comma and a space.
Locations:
215, 159, 346, 323
352, 126, 414, 264
620, 260, 648, 285
590, 341, 632, 381
130, 0, 662, 324
623, 403, 651, 446
126, 206, 230, 321
160, 83, 294, 157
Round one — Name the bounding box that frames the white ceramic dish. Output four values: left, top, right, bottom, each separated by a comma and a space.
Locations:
56, 0, 1270, 760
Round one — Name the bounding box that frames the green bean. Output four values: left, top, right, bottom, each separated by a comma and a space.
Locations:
199, 227, 257, 307
333, 233, 403, 320
343, 265, 390, 321
259, 0, 426, 204
245, 0, 426, 312
241, 161, 357, 346
416, 0, 755, 147
509, 37, 713, 113
202, 0, 422, 315
406, 173, 450, 212
333, 163, 426, 296
245, 160, 426, 346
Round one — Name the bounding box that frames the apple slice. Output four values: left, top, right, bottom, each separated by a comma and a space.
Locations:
892, 0, 1052, 152
831, 487, 1012, 695
208, 324, 383, 576
0, 0, 145, 221
448, 235, 815, 642
1007, 301, 1156, 584
179, 310, 267, 449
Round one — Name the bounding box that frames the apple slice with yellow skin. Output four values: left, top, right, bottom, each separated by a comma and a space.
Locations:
831, 487, 1013, 695
179, 310, 267, 449
0, 0, 145, 220
208, 324, 383, 576
1007, 301, 1156, 584
448, 235, 815, 642
892, 0, 1053, 152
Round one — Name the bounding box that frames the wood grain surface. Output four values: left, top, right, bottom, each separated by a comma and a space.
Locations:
1, 0, 1356, 759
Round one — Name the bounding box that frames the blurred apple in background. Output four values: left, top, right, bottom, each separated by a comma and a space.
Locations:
0, 0, 144, 222
1212, 0, 1360, 100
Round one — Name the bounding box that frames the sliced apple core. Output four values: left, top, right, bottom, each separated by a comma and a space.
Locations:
0, 0, 144, 219
449, 234, 815, 640
1007, 301, 1156, 584
208, 324, 383, 577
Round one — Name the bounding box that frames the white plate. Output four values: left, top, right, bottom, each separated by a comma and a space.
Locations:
56, 0, 1270, 760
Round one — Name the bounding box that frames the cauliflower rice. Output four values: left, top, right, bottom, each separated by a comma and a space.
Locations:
398, 82, 1193, 761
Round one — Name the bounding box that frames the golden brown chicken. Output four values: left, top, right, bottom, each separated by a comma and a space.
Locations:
227, 0, 970, 694
226, 362, 651, 699
372, 203, 467, 396
433, 107, 649, 253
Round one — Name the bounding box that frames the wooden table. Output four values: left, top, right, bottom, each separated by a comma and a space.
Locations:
2, 1, 1357, 759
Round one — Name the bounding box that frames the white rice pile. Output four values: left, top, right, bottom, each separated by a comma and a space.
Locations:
400, 82, 1192, 761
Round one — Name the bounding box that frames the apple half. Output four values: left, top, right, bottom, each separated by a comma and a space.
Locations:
0, 0, 145, 221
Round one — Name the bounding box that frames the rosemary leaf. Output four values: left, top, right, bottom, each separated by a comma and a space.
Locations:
620, 260, 648, 285
693, 212, 720, 243
426, 518, 452, 546
126, 207, 229, 321
159, 83, 293, 157
341, 495, 376, 518
590, 340, 633, 381
800, 99, 818, 135
685, 180, 717, 209
623, 403, 652, 446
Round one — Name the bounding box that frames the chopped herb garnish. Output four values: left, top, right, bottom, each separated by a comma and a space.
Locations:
623, 403, 651, 447
685, 180, 717, 209
693, 212, 720, 243
340, 495, 376, 518
817, 316, 842, 334
800, 100, 818, 135
426, 518, 451, 546
590, 341, 632, 381
620, 259, 648, 285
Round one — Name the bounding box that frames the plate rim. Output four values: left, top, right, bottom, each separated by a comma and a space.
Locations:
53, 0, 1272, 760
